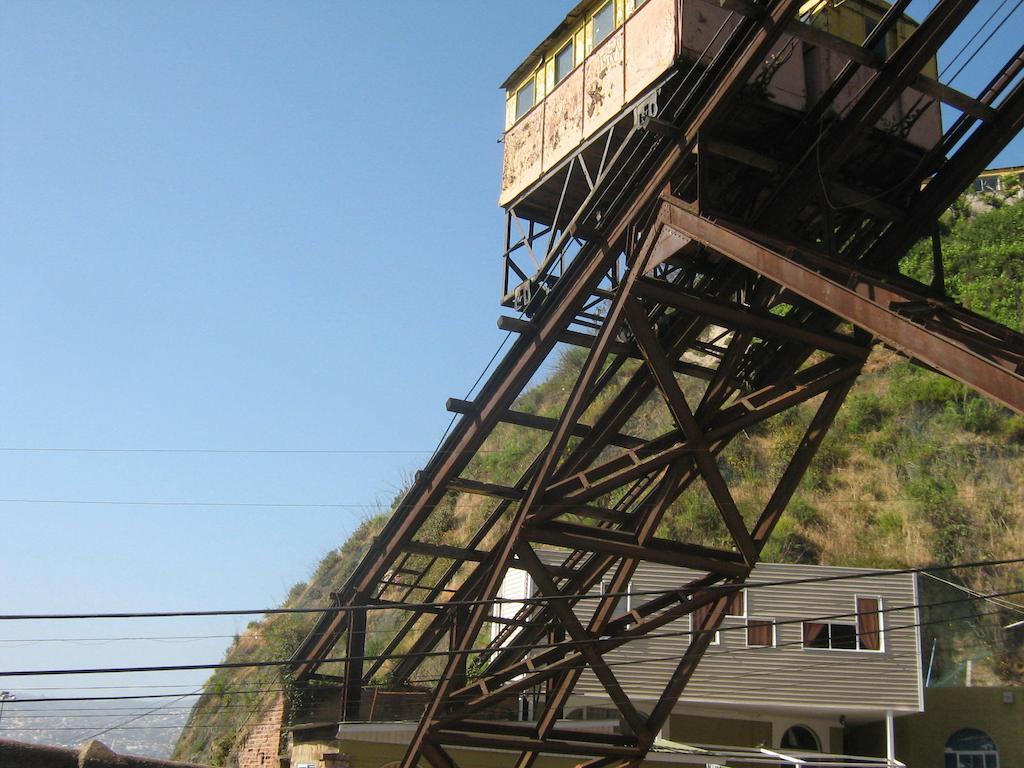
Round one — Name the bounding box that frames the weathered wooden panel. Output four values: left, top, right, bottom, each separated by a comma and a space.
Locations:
682, 0, 741, 65
753, 37, 806, 112
624, 0, 677, 103
542, 67, 586, 174
500, 106, 545, 207
805, 46, 941, 150
901, 89, 942, 150
583, 27, 626, 137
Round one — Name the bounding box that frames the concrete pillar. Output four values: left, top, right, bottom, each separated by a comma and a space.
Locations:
885, 711, 896, 767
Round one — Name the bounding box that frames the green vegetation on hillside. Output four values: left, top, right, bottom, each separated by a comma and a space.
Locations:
173, 197, 1024, 765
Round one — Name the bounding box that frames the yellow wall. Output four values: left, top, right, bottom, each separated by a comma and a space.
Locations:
809, 0, 939, 79
898, 687, 1024, 768
668, 712, 771, 748
506, 0, 634, 130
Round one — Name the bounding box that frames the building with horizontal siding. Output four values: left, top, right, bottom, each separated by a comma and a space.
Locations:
499, 555, 922, 759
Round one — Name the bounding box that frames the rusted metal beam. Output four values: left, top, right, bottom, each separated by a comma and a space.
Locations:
447, 477, 524, 501
702, 137, 906, 222
402, 541, 487, 563
445, 398, 646, 450
497, 316, 717, 380
718, 0, 994, 121
342, 605, 366, 721
635, 277, 867, 359
548, 356, 858, 505
525, 520, 748, 576
624, 299, 756, 564
516, 545, 652, 743
659, 196, 1024, 413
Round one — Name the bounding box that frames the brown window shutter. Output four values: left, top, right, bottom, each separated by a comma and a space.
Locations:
857, 597, 881, 650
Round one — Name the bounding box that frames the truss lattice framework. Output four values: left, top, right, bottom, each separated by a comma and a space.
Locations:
291, 1, 1024, 767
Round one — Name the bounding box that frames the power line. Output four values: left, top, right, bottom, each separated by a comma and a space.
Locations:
921, 571, 1024, 616
3, 555, 1021, 622
3, 605, 1010, 731
0, 498, 385, 509
0, 447, 505, 456
1, 492, 1019, 510
0, 635, 239, 646
82, 688, 200, 741
3, 688, 289, 704
1, 583, 1018, 680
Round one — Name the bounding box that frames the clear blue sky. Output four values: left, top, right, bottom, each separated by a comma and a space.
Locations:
1, 0, 1021, 708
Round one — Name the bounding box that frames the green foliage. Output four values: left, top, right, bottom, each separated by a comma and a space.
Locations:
761, 516, 821, 564
788, 498, 823, 529
841, 392, 887, 433
903, 197, 1024, 331
209, 735, 233, 768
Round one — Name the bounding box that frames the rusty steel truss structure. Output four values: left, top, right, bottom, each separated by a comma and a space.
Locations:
291, 2, 1024, 767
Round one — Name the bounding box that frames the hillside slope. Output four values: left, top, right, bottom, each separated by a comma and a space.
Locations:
173, 197, 1024, 765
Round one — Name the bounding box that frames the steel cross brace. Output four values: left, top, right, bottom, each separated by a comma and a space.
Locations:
287, 3, 1024, 768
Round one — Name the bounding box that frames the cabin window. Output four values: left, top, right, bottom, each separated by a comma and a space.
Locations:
747, 618, 775, 647
554, 40, 575, 84
515, 78, 536, 120
592, 1, 615, 47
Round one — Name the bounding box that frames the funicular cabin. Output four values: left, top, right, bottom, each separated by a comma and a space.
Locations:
499, 0, 943, 308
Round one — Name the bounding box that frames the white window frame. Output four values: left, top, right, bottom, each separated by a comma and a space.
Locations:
802, 595, 885, 653
590, 0, 616, 49
514, 77, 536, 121
854, 593, 885, 652
725, 588, 747, 618
690, 609, 721, 645
553, 39, 575, 85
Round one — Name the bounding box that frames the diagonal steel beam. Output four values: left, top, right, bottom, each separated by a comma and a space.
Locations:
658, 195, 1024, 413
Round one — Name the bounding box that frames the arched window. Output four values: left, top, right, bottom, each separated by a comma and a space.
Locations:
780, 724, 821, 752
945, 728, 999, 768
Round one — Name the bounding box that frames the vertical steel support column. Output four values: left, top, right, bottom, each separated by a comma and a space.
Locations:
449, 605, 469, 699
343, 606, 367, 722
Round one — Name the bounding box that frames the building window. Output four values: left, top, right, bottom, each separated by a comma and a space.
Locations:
974, 175, 1000, 193
725, 589, 745, 617
856, 596, 882, 651
747, 618, 775, 647
554, 40, 575, 84
945, 728, 999, 768
592, 1, 615, 47
515, 78, 536, 120
803, 621, 857, 649
804, 596, 883, 651
691, 590, 745, 645
781, 725, 821, 751
600, 580, 631, 621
